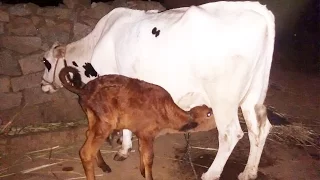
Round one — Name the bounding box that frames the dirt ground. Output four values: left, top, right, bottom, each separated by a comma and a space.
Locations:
0, 60, 319, 180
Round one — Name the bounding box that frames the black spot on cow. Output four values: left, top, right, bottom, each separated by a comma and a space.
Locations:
72, 61, 78, 67
151, 27, 160, 37
43, 58, 51, 71
83, 62, 98, 78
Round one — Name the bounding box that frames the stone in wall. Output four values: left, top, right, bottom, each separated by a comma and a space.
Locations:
58, 88, 79, 100
39, 24, 70, 44
0, 50, 22, 76
0, 105, 42, 126
41, 43, 50, 51
41, 97, 85, 123
63, 0, 91, 9
57, 22, 72, 33
80, 2, 114, 19
18, 53, 45, 75
45, 18, 56, 27
11, 72, 43, 92
0, 36, 41, 54
80, 17, 98, 27
31, 16, 42, 27
0, 22, 4, 34
0, 10, 9, 22
127, 1, 166, 11
37, 7, 73, 20
23, 87, 54, 106
73, 22, 92, 41
6, 17, 37, 36
0, 76, 11, 93
0, 92, 22, 111
8, 4, 33, 16
112, 0, 127, 8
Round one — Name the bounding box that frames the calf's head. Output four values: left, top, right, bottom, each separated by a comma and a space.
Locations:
41, 42, 67, 93
190, 104, 216, 132
179, 105, 213, 131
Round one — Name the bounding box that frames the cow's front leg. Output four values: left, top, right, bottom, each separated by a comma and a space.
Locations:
114, 129, 133, 161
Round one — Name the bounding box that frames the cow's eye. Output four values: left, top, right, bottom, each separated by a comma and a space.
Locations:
43, 58, 52, 71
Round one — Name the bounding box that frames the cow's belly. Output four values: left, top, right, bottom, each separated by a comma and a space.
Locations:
116, 54, 210, 111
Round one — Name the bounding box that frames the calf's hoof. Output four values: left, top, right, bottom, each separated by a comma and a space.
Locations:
140, 168, 146, 178
113, 153, 128, 161
100, 164, 112, 173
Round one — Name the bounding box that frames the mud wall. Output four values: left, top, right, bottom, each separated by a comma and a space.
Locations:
0, 0, 165, 128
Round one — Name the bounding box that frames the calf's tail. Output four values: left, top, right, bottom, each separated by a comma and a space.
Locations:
59, 66, 84, 95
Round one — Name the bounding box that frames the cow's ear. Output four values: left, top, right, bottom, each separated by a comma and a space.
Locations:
53, 45, 66, 59
52, 41, 60, 48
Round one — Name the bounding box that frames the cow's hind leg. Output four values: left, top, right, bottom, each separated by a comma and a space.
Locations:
114, 129, 133, 161
238, 103, 271, 180
201, 106, 244, 180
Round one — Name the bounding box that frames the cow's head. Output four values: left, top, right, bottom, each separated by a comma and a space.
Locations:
41, 42, 67, 93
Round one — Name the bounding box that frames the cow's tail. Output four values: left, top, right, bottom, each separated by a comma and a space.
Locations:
59, 66, 84, 95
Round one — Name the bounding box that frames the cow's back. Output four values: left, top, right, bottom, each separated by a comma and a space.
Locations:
91, 1, 275, 109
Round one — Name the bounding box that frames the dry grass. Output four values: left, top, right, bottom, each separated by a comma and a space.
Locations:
0, 104, 28, 135
269, 122, 320, 150
0, 121, 87, 136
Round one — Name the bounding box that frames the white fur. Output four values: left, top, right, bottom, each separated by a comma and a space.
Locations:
41, 1, 275, 179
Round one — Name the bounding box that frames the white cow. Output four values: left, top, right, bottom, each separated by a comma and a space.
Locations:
41, 1, 275, 179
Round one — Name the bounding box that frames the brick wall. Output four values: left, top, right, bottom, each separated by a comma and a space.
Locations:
0, 0, 165, 128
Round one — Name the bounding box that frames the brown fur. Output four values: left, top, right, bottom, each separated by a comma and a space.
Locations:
59, 66, 213, 180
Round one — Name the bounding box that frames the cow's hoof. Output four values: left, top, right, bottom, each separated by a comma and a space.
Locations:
116, 137, 122, 145
113, 153, 128, 161
201, 173, 220, 180
238, 172, 257, 180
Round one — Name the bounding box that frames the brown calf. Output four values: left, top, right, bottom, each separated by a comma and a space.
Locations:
59, 66, 213, 180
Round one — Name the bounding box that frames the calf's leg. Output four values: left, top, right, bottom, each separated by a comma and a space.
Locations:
96, 150, 111, 172
80, 122, 112, 180
85, 129, 111, 173
138, 137, 154, 180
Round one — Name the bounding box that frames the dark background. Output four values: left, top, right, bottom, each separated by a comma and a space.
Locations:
0, 0, 117, 6
0, 0, 319, 74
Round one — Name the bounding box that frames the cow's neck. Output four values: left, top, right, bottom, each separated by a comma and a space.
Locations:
64, 29, 103, 83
